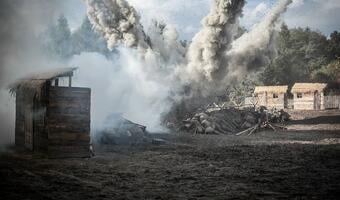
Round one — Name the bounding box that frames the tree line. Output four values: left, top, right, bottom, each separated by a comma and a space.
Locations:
228, 24, 340, 105
261, 24, 340, 85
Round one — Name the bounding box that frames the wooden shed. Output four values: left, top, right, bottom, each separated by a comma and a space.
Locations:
254, 85, 288, 109
291, 83, 327, 110
10, 68, 91, 158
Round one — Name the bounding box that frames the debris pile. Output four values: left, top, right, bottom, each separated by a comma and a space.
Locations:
96, 113, 148, 145
181, 107, 289, 135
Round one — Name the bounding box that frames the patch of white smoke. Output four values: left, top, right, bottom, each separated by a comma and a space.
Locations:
70, 50, 172, 133
225, 0, 293, 82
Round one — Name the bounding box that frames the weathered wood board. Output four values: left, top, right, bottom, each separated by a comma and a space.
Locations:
47, 86, 91, 158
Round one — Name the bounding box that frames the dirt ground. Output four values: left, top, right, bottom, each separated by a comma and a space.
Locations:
1, 111, 340, 200
285, 109, 340, 131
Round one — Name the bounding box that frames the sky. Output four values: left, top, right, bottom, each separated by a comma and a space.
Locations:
59, 0, 340, 40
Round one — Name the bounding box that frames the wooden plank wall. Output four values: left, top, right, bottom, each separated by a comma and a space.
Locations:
24, 104, 33, 150
15, 91, 25, 148
33, 86, 49, 152
255, 92, 286, 109
47, 86, 91, 158
257, 93, 267, 107
293, 92, 315, 110
266, 93, 285, 109
15, 86, 49, 151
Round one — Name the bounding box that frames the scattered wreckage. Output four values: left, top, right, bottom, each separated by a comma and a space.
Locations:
97, 105, 290, 145
96, 113, 148, 145
180, 106, 290, 136
96, 113, 166, 145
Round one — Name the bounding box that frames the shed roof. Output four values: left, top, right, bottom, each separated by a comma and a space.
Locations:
254, 85, 288, 94
291, 83, 327, 93
9, 67, 77, 96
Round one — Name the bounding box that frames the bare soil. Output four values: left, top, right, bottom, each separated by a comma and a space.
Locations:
1, 110, 340, 200
285, 109, 340, 131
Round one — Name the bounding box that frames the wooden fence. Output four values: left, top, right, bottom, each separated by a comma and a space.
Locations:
324, 95, 340, 109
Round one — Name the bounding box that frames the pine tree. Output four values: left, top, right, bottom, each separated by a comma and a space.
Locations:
71, 17, 113, 57
54, 15, 72, 59
40, 15, 72, 60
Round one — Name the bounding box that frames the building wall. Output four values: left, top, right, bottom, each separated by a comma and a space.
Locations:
15, 87, 49, 151
256, 93, 267, 107
15, 91, 36, 150
33, 86, 49, 152
256, 92, 286, 109
293, 92, 315, 110
15, 91, 25, 148
267, 93, 285, 109
46, 86, 91, 158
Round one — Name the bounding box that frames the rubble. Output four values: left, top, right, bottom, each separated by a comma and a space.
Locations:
151, 138, 167, 145
180, 106, 290, 135
96, 113, 148, 145
96, 113, 170, 146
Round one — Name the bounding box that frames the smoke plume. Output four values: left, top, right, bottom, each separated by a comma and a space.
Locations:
148, 21, 186, 66
182, 0, 292, 93
226, 0, 293, 82
84, 0, 293, 84
83, 0, 293, 117
85, 0, 188, 90
185, 0, 245, 83
85, 0, 151, 52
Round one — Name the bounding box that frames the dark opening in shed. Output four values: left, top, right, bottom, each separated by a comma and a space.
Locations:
9, 68, 91, 158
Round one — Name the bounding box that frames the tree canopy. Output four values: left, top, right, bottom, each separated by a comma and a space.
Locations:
260, 24, 340, 86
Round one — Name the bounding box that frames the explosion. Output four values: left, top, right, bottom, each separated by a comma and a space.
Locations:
186, 0, 245, 83
83, 0, 293, 129
85, 0, 293, 96
86, 0, 150, 51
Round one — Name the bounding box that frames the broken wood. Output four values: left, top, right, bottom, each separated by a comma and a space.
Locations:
180, 106, 290, 136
